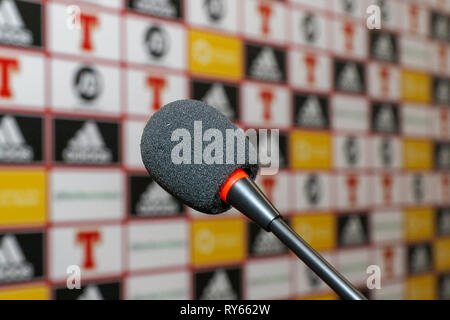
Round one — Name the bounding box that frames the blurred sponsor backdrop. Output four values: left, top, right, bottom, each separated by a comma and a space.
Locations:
0, 0, 449, 300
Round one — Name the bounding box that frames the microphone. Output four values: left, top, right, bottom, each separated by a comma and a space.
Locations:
140, 99, 367, 300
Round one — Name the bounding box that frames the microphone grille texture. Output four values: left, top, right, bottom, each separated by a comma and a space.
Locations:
141, 99, 259, 214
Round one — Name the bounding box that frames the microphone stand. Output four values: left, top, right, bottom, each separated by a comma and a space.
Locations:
269, 217, 366, 300
226, 175, 367, 300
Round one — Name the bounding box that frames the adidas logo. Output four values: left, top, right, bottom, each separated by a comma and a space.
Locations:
340, 216, 365, 246
375, 105, 396, 132
0, 0, 33, 46
249, 48, 282, 82
338, 62, 362, 92
252, 228, 285, 255
136, 183, 179, 216
373, 34, 394, 61
0, 234, 34, 283
132, 0, 176, 18
298, 97, 325, 128
200, 270, 237, 300
0, 115, 33, 162
202, 84, 235, 119
62, 121, 112, 164
78, 285, 103, 300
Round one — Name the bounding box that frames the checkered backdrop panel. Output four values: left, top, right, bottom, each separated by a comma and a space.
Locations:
0, 0, 449, 300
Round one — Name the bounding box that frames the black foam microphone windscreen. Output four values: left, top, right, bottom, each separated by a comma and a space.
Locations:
140, 100, 367, 301
140, 99, 259, 214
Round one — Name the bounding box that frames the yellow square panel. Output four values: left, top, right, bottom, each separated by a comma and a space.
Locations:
0, 170, 46, 226
290, 131, 332, 170
403, 139, 433, 170
192, 218, 245, 266
435, 238, 450, 272
0, 284, 49, 300
189, 29, 242, 80
405, 208, 435, 242
401, 70, 431, 103
406, 274, 436, 300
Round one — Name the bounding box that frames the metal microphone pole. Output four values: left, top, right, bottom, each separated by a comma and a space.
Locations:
226, 175, 367, 301
269, 217, 367, 300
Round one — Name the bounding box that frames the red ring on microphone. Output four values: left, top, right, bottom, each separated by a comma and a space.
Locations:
220, 169, 249, 203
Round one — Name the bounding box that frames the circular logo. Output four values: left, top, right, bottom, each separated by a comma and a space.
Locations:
344, 136, 359, 166
73, 66, 102, 102
377, 0, 388, 21
342, 0, 354, 13
145, 25, 169, 59
380, 139, 393, 167
413, 174, 424, 203
304, 174, 321, 205
302, 14, 318, 43
204, 0, 226, 22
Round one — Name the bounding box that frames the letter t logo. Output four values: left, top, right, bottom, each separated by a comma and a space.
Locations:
80, 14, 99, 51
77, 231, 101, 270
0, 57, 18, 98
258, 3, 273, 35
